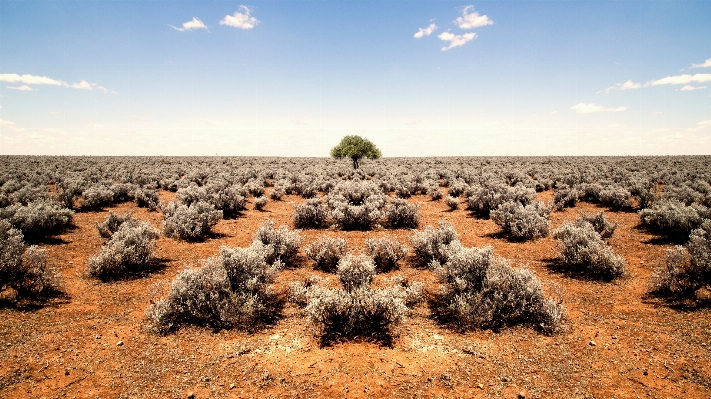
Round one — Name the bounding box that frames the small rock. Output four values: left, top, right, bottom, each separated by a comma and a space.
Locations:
589, 340, 597, 346
187, 392, 195, 399
477, 383, 484, 389
64, 370, 70, 376
612, 335, 618, 339
229, 383, 236, 389
518, 392, 527, 399
643, 370, 648, 376
96, 335, 101, 340
116, 341, 124, 346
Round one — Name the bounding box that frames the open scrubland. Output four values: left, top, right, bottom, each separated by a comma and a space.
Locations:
1, 155, 710, 398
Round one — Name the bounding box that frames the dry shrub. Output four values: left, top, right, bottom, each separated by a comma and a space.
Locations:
365, 236, 408, 272
304, 237, 347, 272
429, 243, 565, 334
552, 220, 626, 279
147, 243, 283, 334
86, 222, 160, 280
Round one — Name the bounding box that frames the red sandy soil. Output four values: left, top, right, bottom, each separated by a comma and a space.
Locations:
1, 189, 710, 398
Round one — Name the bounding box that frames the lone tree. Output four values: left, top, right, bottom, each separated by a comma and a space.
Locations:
330, 135, 382, 169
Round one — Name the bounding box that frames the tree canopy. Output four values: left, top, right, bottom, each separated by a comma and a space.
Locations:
330, 135, 381, 169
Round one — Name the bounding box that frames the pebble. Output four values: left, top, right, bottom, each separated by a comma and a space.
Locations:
612, 335, 618, 339
518, 392, 527, 399
229, 383, 236, 389
477, 383, 484, 389
116, 341, 124, 346
187, 392, 195, 399
589, 340, 597, 346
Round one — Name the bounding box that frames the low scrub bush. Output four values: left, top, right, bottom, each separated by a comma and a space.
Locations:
1, 200, 74, 242
553, 221, 626, 279
410, 220, 460, 267
579, 211, 617, 238
268, 187, 284, 201
134, 187, 159, 211
253, 196, 268, 211
162, 201, 222, 241
327, 181, 387, 230
86, 222, 160, 280
427, 187, 443, 201
252, 220, 303, 265
467, 183, 537, 216
639, 199, 708, 241
95, 211, 137, 238
651, 220, 711, 298
553, 184, 580, 210
146, 243, 283, 334
365, 236, 408, 272
82, 185, 114, 209
429, 243, 565, 334
329, 197, 384, 230
382, 198, 419, 228
295, 255, 422, 345
1, 220, 63, 300
304, 237, 348, 272
293, 198, 329, 228
490, 200, 551, 241
444, 195, 459, 210
177, 184, 246, 216
599, 186, 632, 210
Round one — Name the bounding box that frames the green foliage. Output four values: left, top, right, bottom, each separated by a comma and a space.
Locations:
330, 135, 382, 169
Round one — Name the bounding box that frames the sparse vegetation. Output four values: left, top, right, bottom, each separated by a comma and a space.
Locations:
429, 242, 565, 334
86, 222, 160, 280
365, 236, 408, 272
162, 201, 222, 241
490, 200, 551, 241
304, 237, 348, 272
147, 242, 283, 333
553, 220, 626, 279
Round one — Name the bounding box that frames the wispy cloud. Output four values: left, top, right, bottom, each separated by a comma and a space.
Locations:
602, 79, 642, 93
0, 73, 111, 93
0, 73, 63, 86
691, 58, 711, 68
169, 17, 208, 32
680, 85, 706, 91
0, 119, 25, 132
220, 6, 259, 29
646, 73, 711, 87
688, 120, 711, 132
6, 85, 34, 91
454, 6, 493, 29
438, 31, 476, 51
414, 23, 437, 39
570, 103, 627, 114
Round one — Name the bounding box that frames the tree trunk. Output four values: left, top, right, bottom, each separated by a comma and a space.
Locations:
352, 157, 359, 169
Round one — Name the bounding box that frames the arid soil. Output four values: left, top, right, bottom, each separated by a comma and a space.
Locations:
1, 189, 710, 398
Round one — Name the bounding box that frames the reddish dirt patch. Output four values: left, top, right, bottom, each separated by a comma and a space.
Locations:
1, 190, 710, 398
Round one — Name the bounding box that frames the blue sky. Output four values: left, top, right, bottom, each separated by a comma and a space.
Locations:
1, 0, 710, 156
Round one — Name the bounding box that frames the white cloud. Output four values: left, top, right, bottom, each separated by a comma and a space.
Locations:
220, 6, 259, 29
691, 58, 711, 68
680, 85, 706, 91
646, 73, 711, 87
414, 23, 437, 39
0, 73, 111, 93
71, 80, 94, 90
603, 80, 642, 93
570, 103, 627, 114
688, 120, 711, 132
169, 17, 208, 32
438, 31, 477, 51
0, 73, 63, 86
6, 85, 34, 91
0, 119, 25, 132
454, 5, 493, 29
